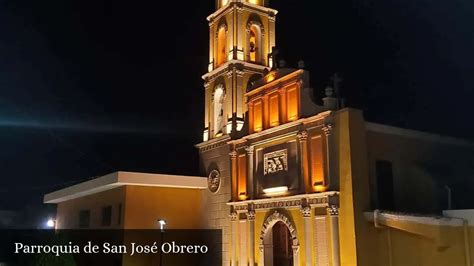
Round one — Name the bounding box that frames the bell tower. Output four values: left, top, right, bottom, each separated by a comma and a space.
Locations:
202, 0, 278, 141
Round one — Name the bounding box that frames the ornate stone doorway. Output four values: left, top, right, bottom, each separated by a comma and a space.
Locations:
260, 211, 300, 266
272, 221, 294, 266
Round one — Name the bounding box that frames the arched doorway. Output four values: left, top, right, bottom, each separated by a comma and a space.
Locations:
272, 222, 294, 266
260, 211, 299, 266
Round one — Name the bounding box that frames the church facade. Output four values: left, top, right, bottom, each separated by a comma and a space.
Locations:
45, 1, 474, 266
196, 1, 474, 266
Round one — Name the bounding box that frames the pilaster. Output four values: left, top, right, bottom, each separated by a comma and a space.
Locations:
301, 203, 313, 266
247, 206, 256, 266
327, 205, 341, 266
298, 130, 310, 193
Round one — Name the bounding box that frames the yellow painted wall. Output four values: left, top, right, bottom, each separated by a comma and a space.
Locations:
55, 187, 126, 229
366, 129, 474, 213
123, 186, 204, 229
55, 185, 205, 230
365, 221, 474, 266
333, 108, 373, 266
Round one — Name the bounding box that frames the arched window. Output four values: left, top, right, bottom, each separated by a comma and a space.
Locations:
213, 84, 226, 135
217, 26, 227, 66
249, 26, 258, 62
247, 20, 263, 63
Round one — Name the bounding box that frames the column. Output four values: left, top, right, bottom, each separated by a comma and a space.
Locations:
209, 22, 214, 71
239, 218, 248, 266
301, 204, 313, 266
236, 69, 245, 117
245, 146, 254, 199
322, 124, 334, 189
248, 102, 254, 134
247, 208, 256, 266
314, 209, 329, 266
230, 210, 238, 266
327, 205, 340, 266
268, 15, 276, 66
298, 131, 310, 193
292, 245, 300, 266
230, 150, 238, 201
227, 70, 236, 118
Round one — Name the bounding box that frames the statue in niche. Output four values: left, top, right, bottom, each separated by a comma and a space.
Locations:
214, 84, 226, 134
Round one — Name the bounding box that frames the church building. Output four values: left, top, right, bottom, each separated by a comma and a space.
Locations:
45, 1, 474, 266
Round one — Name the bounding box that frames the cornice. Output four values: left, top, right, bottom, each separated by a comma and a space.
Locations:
207, 1, 278, 24
227, 191, 339, 212
245, 69, 304, 97
366, 122, 474, 148
202, 60, 269, 81
228, 111, 333, 145
195, 134, 231, 151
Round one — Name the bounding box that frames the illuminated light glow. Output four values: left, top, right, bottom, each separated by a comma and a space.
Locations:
158, 219, 166, 230
238, 193, 248, 200
248, 0, 258, 4
237, 51, 244, 60
266, 73, 275, 83
215, 132, 223, 138
263, 186, 288, 196
236, 121, 244, 131
314, 185, 327, 192
221, 0, 228, 7
226, 121, 232, 134
269, 58, 273, 69
217, 27, 227, 66
208, 62, 213, 72
46, 218, 55, 229
203, 129, 209, 142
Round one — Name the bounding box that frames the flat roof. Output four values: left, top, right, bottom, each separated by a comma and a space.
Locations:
366, 122, 474, 148
44, 171, 207, 204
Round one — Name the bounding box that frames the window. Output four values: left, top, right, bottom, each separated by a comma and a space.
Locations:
117, 204, 122, 225
269, 93, 280, 127
238, 154, 247, 200
286, 84, 299, 121
376, 160, 394, 210
249, 24, 261, 63
310, 135, 325, 191
102, 206, 112, 227
252, 99, 263, 132
79, 210, 90, 228
217, 26, 227, 66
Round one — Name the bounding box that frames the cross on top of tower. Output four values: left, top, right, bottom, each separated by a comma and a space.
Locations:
330, 73, 343, 92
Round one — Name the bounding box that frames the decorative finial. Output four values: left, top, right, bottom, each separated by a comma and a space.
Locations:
330, 73, 343, 94
325, 86, 334, 97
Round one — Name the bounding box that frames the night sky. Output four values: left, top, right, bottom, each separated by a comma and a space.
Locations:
0, 0, 473, 210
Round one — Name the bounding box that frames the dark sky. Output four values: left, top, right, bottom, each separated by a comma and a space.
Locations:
0, 0, 473, 209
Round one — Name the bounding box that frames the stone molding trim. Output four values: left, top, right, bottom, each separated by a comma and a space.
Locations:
228, 192, 339, 212
259, 210, 299, 252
